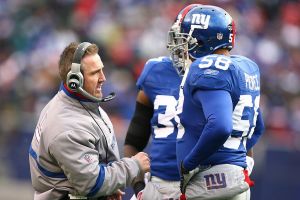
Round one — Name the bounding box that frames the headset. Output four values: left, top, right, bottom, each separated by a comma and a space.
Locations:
66, 42, 116, 102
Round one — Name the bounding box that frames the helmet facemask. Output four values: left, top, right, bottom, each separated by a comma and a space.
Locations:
167, 23, 193, 76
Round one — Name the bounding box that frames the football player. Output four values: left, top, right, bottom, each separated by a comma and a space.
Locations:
172, 5, 265, 200
124, 4, 202, 200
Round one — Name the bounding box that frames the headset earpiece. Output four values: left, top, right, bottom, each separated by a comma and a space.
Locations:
67, 75, 80, 91
66, 42, 92, 91
66, 63, 84, 91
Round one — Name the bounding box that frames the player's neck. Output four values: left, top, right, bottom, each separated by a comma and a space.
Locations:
214, 49, 230, 56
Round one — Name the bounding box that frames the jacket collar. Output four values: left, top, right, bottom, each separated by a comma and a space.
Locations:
60, 83, 92, 102
59, 83, 100, 110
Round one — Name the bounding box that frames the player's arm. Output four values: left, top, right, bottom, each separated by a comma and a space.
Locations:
124, 90, 153, 157
247, 148, 253, 157
124, 90, 153, 196
182, 89, 233, 171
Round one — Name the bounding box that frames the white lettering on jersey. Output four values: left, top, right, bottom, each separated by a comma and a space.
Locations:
153, 95, 178, 138
245, 73, 260, 91
191, 14, 210, 29
224, 95, 260, 150
198, 55, 231, 70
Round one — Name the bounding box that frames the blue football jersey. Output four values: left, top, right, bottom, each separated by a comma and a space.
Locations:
177, 54, 263, 169
137, 56, 181, 181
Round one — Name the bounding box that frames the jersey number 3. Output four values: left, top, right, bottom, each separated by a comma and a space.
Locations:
153, 95, 181, 138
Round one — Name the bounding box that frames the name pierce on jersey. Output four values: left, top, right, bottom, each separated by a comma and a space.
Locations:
244, 73, 260, 91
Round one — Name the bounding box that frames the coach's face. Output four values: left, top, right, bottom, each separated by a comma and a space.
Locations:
82, 53, 106, 98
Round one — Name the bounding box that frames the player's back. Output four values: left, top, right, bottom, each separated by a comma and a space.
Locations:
137, 56, 181, 180
178, 54, 261, 168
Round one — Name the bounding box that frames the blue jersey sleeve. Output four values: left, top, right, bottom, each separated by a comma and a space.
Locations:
246, 108, 265, 150
136, 59, 154, 90
136, 57, 170, 90
183, 89, 233, 171
188, 55, 234, 94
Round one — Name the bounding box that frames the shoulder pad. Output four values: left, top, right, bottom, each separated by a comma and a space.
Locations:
137, 56, 173, 89
188, 55, 234, 91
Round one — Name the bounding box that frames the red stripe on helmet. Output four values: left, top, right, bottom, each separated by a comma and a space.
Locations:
178, 4, 201, 24
231, 20, 236, 47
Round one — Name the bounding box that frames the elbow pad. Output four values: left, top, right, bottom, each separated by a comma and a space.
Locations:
125, 102, 153, 151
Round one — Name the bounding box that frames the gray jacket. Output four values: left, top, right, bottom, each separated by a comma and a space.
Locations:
29, 90, 142, 200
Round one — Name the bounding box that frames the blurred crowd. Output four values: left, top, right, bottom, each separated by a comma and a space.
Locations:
0, 0, 300, 182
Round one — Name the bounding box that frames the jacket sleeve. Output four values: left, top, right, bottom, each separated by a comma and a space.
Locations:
49, 129, 142, 197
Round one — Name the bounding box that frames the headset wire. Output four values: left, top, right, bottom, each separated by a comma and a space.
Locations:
79, 101, 109, 164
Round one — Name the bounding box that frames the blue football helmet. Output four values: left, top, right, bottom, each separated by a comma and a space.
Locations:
167, 5, 236, 75
167, 4, 202, 76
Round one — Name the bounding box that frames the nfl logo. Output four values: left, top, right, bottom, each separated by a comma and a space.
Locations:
217, 33, 223, 40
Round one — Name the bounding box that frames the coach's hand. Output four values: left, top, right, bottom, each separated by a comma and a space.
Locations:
132, 152, 150, 173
